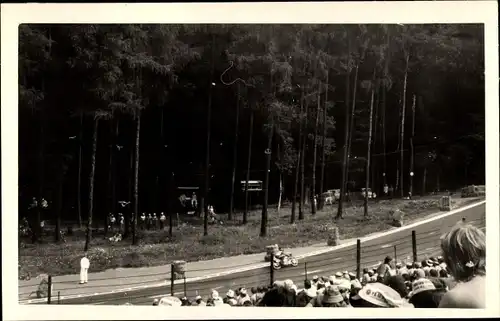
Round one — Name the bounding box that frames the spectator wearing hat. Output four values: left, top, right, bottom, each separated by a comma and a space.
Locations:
180, 296, 191, 306
152, 298, 159, 306
321, 286, 349, 307
351, 282, 410, 308
438, 224, 485, 308
159, 296, 182, 306
312, 275, 319, 286
237, 288, 251, 306
193, 295, 206, 306
408, 278, 447, 308
224, 290, 238, 306
210, 289, 225, 306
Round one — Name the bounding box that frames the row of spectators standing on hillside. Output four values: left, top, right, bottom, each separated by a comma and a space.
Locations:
152, 222, 485, 308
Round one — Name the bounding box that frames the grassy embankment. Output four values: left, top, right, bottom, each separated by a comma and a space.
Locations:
19, 196, 481, 277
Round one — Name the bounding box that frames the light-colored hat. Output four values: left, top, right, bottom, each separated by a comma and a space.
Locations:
312, 275, 319, 281
351, 279, 363, 290
226, 290, 235, 298
348, 272, 356, 278
322, 286, 344, 304
239, 288, 247, 296
398, 267, 409, 276
195, 295, 202, 301
283, 279, 294, 291
352, 283, 404, 308
329, 275, 337, 284
368, 269, 375, 276
396, 262, 402, 268
211, 289, 220, 299
158, 296, 182, 306
409, 278, 437, 298
338, 279, 352, 291
335, 271, 343, 278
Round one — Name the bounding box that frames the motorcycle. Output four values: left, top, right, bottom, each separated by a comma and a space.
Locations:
272, 252, 299, 270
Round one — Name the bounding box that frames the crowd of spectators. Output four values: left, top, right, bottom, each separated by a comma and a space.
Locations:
150, 222, 485, 309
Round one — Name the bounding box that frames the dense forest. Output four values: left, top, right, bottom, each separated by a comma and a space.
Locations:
19, 24, 485, 245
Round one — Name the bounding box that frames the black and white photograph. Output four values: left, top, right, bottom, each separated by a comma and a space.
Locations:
2, 2, 499, 319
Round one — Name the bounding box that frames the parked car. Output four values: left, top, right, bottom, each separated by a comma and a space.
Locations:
361, 188, 377, 199
322, 189, 341, 204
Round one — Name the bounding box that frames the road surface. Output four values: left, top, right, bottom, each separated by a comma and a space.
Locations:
37, 202, 486, 305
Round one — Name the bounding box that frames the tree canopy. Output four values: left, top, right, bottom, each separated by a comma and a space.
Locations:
19, 23, 484, 227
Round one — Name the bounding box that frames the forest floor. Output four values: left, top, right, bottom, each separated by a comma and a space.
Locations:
18, 195, 480, 278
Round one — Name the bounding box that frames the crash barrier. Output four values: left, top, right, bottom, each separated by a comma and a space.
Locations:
27, 216, 486, 305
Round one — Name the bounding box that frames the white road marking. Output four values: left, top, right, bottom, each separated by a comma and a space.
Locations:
302, 269, 323, 276
381, 244, 392, 249
20, 200, 485, 305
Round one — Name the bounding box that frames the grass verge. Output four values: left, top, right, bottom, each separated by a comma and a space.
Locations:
19, 196, 481, 278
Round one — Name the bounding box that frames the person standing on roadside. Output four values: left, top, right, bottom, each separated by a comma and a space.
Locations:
140, 213, 146, 230
159, 212, 166, 230
152, 213, 158, 230
80, 252, 90, 284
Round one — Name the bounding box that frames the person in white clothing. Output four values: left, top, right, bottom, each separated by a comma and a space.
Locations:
80, 253, 90, 284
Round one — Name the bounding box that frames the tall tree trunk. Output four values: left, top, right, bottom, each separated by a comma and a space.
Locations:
299, 88, 307, 220
131, 112, 141, 246
372, 84, 380, 196
277, 142, 283, 214
243, 111, 254, 225
382, 25, 391, 189
54, 166, 64, 243
33, 111, 45, 244
337, 53, 351, 220
291, 94, 304, 223
400, 52, 410, 198
203, 34, 215, 236
422, 167, 427, 196
105, 119, 116, 237
123, 148, 133, 239
382, 84, 387, 188
364, 86, 375, 217
260, 118, 274, 237
157, 107, 164, 213
338, 59, 359, 220
345, 62, 359, 194
409, 94, 416, 198
77, 114, 83, 229
229, 84, 240, 221
169, 171, 174, 237
319, 70, 329, 211
84, 117, 99, 252
311, 89, 321, 215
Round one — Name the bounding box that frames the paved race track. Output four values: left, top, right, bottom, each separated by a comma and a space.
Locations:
42, 203, 486, 305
